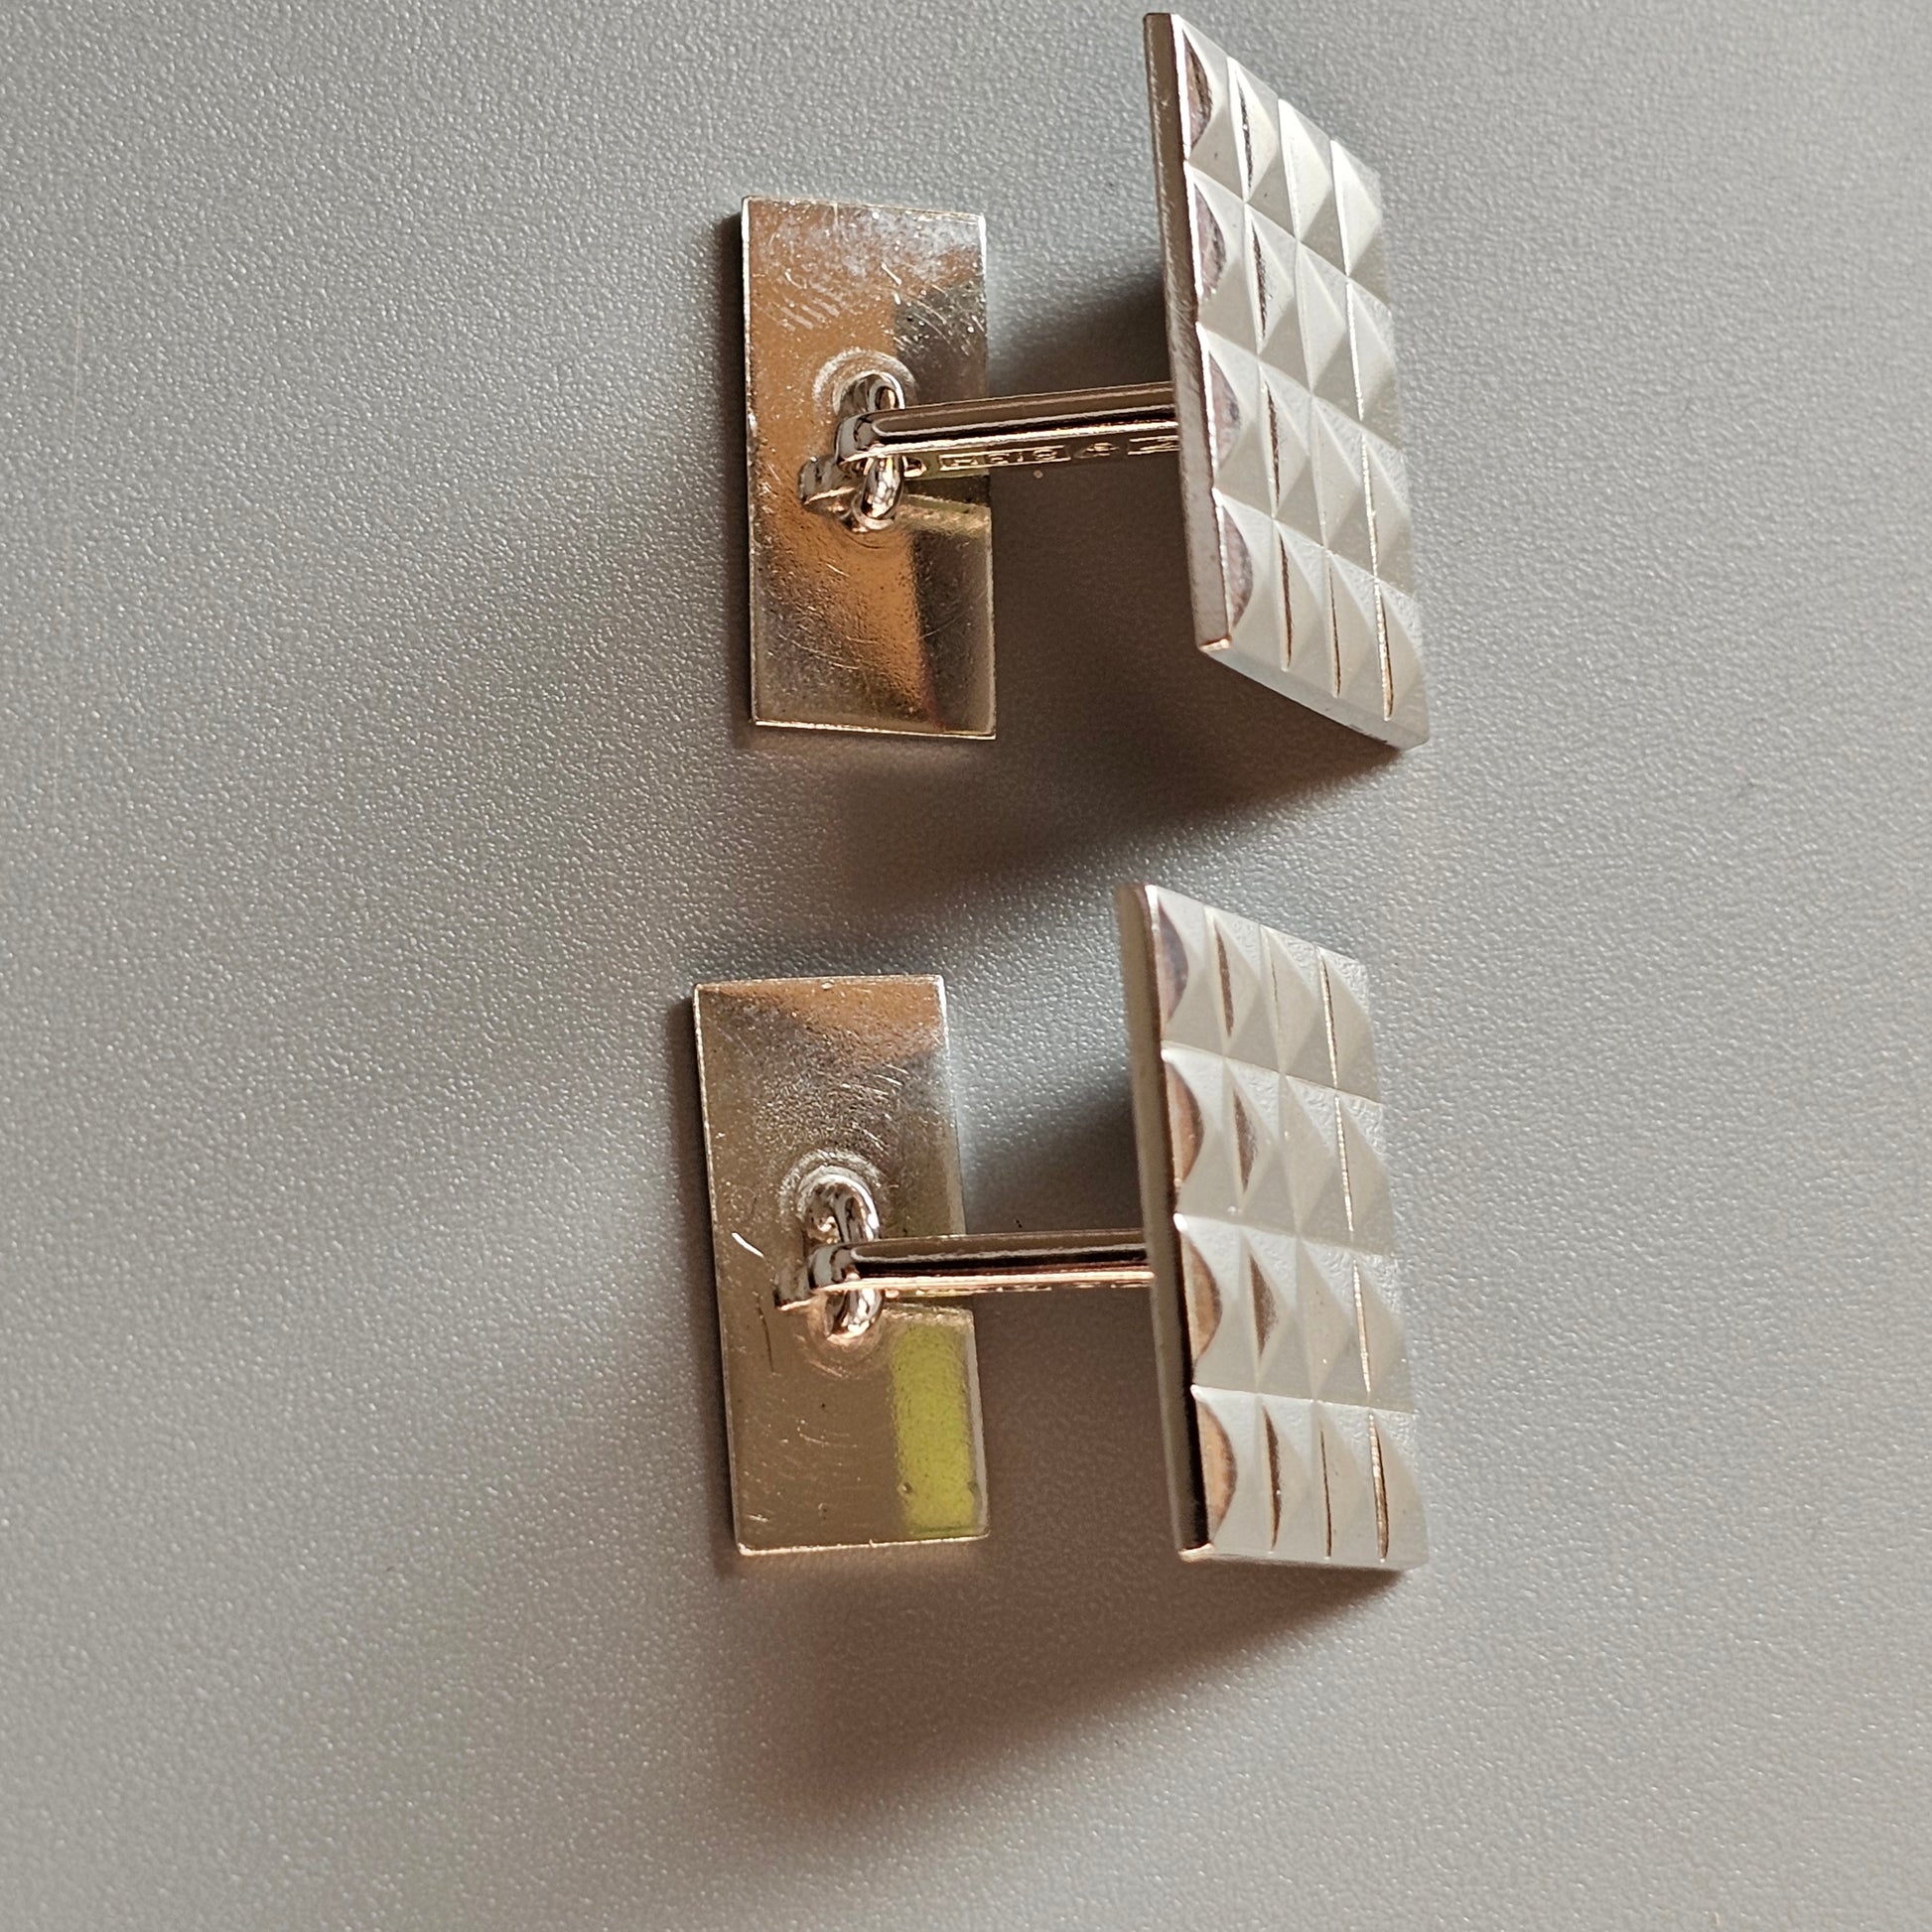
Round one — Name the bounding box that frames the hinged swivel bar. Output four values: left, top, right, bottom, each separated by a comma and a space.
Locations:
797, 1228, 1155, 1304
799, 379, 1179, 529
772, 1172, 1150, 1341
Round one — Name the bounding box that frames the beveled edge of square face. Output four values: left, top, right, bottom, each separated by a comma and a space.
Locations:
1144, 15, 1430, 749
743, 198, 995, 738
1116, 882, 1426, 1570
693, 973, 986, 1553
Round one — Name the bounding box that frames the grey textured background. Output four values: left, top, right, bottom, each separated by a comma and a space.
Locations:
3, 0, 1928, 1926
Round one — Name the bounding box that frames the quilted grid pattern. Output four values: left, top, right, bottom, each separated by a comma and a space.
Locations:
1149, 16, 1429, 748
1137, 886, 1425, 1568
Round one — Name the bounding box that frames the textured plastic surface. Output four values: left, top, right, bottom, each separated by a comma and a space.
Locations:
1, 2, 1928, 1928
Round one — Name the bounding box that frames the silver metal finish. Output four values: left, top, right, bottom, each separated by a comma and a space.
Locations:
852, 383, 1179, 474
743, 198, 995, 737
695, 883, 1425, 1571
1147, 14, 1429, 746
801, 383, 1180, 520
1117, 883, 1425, 1568
789, 1229, 1155, 1308
692, 975, 987, 1553
748, 15, 1430, 746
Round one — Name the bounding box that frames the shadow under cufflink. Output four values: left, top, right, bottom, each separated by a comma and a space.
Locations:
684, 847, 1434, 1577
677, 1058, 1394, 1823
713, 258, 1393, 919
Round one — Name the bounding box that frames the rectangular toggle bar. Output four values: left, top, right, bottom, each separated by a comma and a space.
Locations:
840, 382, 1179, 479
814, 1228, 1154, 1302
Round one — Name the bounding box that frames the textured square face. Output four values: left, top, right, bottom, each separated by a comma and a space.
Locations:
1147, 15, 1429, 748
1118, 885, 1426, 1568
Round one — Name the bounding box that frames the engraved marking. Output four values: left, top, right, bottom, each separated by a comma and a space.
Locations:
1215, 923, 1236, 1035
1180, 1231, 1225, 1355
1362, 437, 1396, 717
1377, 587, 1395, 718
1155, 903, 1192, 1024
1249, 1247, 1276, 1362
1233, 1086, 1260, 1194
1326, 564, 1344, 694
1318, 956, 1341, 1089
1371, 1415, 1390, 1560
1263, 1403, 1283, 1548
1182, 38, 1215, 150
1334, 1087, 1356, 1236
1165, 1058, 1206, 1185
1198, 1399, 1237, 1539
1277, 531, 1298, 672
1352, 1259, 1373, 1397
1319, 1424, 1334, 1557
1263, 380, 1281, 506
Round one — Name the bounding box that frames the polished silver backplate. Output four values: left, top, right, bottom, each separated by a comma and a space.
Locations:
1146, 14, 1429, 746
1118, 884, 1426, 1566
693, 975, 986, 1552
743, 199, 995, 736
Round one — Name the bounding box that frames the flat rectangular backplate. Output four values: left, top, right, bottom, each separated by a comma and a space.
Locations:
743, 198, 995, 737
692, 975, 987, 1552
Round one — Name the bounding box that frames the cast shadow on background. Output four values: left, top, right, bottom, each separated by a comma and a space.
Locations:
662, 998, 1392, 1836
710, 218, 1398, 924
179, 243, 1407, 1922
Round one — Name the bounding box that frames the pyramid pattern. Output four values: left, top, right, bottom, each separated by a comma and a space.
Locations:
1130, 885, 1426, 1568
1149, 16, 1429, 749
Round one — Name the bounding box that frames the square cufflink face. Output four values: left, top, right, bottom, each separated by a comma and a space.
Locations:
1118, 885, 1426, 1567
1147, 14, 1429, 747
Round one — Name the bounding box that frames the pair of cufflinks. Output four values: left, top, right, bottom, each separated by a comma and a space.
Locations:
697, 16, 1432, 1572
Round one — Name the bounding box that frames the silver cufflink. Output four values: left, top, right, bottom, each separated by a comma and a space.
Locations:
745, 13, 1429, 749
693, 884, 1426, 1570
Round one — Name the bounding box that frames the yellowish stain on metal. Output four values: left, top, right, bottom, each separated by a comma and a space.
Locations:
889, 1319, 980, 1538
